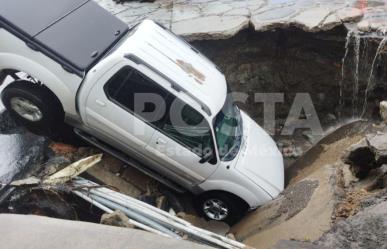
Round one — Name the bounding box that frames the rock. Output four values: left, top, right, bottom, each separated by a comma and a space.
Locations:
87, 164, 141, 197
357, 20, 371, 32
226, 233, 236, 240
101, 210, 135, 228
367, 133, 387, 165
342, 138, 376, 178
380, 101, 387, 123
317, 201, 387, 249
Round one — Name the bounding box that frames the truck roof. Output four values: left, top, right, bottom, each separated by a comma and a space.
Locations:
0, 0, 129, 77
117, 21, 227, 117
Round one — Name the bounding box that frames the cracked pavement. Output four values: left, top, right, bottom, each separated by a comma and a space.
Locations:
95, 0, 387, 40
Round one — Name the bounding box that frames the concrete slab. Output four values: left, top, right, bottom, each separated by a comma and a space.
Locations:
0, 214, 214, 249
94, 0, 387, 40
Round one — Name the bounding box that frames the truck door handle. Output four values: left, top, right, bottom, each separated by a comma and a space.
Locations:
95, 99, 106, 107
156, 138, 167, 145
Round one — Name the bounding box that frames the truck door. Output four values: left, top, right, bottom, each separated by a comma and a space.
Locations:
83, 64, 167, 165
145, 93, 219, 187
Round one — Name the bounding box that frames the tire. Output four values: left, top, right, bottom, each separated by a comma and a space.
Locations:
1, 81, 64, 137
194, 192, 248, 225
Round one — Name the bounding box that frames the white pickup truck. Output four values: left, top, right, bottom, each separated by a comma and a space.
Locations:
0, 0, 284, 224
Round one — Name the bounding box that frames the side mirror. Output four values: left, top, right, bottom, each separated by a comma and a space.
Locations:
199, 150, 214, 164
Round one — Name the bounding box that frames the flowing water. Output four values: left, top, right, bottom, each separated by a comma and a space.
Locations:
360, 37, 387, 117
339, 31, 354, 119
339, 29, 387, 119
353, 35, 361, 118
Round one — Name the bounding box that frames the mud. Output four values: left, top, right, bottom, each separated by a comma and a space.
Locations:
277, 180, 319, 220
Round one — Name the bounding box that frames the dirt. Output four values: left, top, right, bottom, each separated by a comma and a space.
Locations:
288, 134, 363, 185
277, 180, 319, 220
176, 59, 206, 84
334, 189, 371, 220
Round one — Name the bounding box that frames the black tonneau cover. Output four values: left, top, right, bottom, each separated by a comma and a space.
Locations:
0, 0, 129, 76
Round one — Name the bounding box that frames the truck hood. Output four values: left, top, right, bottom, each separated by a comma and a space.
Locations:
235, 112, 284, 198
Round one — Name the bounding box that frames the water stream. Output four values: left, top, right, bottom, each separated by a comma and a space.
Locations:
339, 29, 387, 119
360, 37, 387, 117
353, 35, 361, 118
339, 31, 354, 119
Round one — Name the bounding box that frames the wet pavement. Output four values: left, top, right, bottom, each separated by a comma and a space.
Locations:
0, 112, 48, 188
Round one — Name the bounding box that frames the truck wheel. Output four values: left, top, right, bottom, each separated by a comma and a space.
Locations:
194, 192, 248, 225
1, 81, 64, 136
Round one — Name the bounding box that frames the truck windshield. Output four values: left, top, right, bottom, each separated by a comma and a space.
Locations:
214, 95, 243, 161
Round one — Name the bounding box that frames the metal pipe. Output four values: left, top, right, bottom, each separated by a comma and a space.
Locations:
74, 178, 246, 248
87, 193, 180, 239
73, 190, 173, 238
86, 190, 241, 249
74, 178, 189, 225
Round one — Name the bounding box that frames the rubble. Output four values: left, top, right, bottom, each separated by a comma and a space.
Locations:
72, 178, 246, 249
317, 201, 387, 249
87, 163, 141, 197
367, 133, 387, 165
101, 210, 135, 228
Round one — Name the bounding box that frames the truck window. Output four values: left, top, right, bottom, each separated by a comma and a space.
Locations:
105, 66, 216, 163
160, 95, 216, 163
104, 66, 168, 127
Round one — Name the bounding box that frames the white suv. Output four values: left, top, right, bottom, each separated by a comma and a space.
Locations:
0, 0, 284, 224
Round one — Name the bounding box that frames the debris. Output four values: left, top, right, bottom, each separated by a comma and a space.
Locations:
43, 154, 102, 185
50, 142, 78, 155
10, 177, 40, 186
367, 133, 387, 165
86, 163, 141, 197
8, 189, 77, 220
101, 210, 135, 228
380, 101, 387, 122
38, 156, 72, 177
334, 189, 369, 220
72, 178, 246, 249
